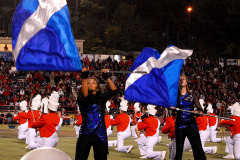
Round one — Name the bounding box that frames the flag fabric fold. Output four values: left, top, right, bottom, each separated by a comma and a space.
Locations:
124, 46, 192, 108
12, 0, 82, 71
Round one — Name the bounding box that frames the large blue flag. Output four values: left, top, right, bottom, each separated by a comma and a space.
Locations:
12, 0, 82, 71
124, 46, 192, 108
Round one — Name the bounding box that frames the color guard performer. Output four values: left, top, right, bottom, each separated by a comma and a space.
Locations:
161, 110, 191, 160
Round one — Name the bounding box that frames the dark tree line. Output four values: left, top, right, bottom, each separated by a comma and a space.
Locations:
67, 0, 240, 57
1, 0, 239, 57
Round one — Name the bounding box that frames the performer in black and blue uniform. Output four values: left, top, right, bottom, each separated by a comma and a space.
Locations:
75, 67, 118, 160
171, 75, 206, 160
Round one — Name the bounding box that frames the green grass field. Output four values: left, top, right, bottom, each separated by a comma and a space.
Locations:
0, 124, 231, 160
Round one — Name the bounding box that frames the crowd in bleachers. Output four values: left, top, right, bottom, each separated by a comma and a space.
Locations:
0, 54, 239, 123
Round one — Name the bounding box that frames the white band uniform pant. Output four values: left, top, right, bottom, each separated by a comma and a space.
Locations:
225, 134, 240, 159
199, 130, 216, 153
137, 135, 165, 159
37, 132, 59, 148
18, 121, 28, 140
117, 131, 132, 152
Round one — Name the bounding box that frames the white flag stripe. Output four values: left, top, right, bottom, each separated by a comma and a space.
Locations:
125, 46, 192, 90
13, 0, 67, 61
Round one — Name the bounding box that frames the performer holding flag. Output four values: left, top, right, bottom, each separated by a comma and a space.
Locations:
75, 67, 118, 160
124, 46, 206, 159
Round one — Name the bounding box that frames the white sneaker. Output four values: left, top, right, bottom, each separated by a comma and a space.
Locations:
223, 154, 235, 159
25, 146, 31, 150
158, 136, 162, 142
115, 147, 118, 151
113, 140, 117, 147
140, 155, 147, 159
127, 145, 133, 153
161, 151, 167, 160
212, 146, 217, 154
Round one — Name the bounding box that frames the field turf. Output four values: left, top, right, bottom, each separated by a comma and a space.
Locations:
0, 124, 231, 160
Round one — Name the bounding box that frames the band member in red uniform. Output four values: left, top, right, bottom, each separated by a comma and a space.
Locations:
131, 102, 143, 139
74, 111, 82, 138
220, 102, 240, 159
136, 104, 166, 160
111, 98, 133, 153
105, 101, 117, 147
32, 91, 61, 148
206, 102, 222, 143
196, 99, 217, 154
13, 100, 28, 140
19, 94, 41, 149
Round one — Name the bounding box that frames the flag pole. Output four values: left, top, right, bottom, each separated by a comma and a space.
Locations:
89, 70, 148, 74
175, 108, 235, 121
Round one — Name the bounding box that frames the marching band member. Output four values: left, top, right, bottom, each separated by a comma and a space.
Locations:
220, 102, 240, 159
21, 94, 41, 149
131, 102, 143, 139
105, 101, 117, 147
196, 99, 217, 154
36, 96, 49, 148
110, 99, 133, 153
13, 100, 28, 140
206, 102, 222, 143
136, 104, 166, 160
32, 91, 61, 148
74, 111, 82, 138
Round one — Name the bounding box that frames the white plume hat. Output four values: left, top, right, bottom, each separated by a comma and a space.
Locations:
48, 91, 59, 112
20, 100, 28, 111
207, 103, 213, 113
120, 99, 128, 112
146, 104, 157, 116
31, 95, 42, 111
106, 101, 111, 112
199, 99, 205, 110
232, 102, 240, 117
40, 97, 49, 114
134, 102, 140, 112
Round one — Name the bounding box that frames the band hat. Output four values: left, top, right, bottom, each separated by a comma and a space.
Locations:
31, 95, 42, 111
199, 99, 205, 110
20, 100, 28, 111
106, 101, 111, 112
146, 104, 157, 116
207, 103, 213, 113
48, 91, 59, 112
232, 102, 240, 117
120, 99, 128, 112
40, 97, 49, 114
134, 102, 140, 112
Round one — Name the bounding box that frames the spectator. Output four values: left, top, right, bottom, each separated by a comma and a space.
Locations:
6, 110, 13, 124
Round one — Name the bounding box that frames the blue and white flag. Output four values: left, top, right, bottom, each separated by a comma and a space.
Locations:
124, 46, 192, 108
12, 0, 82, 71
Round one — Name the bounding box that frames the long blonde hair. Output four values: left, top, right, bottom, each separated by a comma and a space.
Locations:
179, 75, 190, 93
